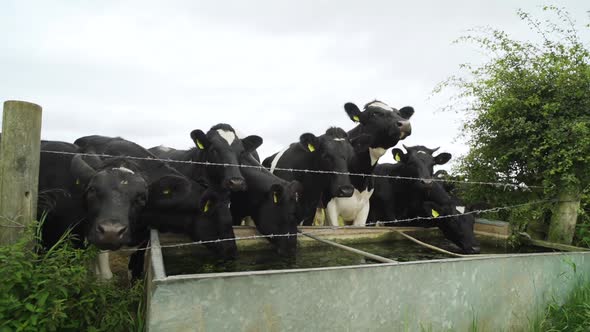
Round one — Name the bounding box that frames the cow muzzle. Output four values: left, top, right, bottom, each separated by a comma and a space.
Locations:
397, 120, 412, 139
335, 185, 355, 198
225, 177, 247, 191
91, 220, 130, 250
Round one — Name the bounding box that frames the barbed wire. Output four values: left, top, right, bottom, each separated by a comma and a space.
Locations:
113, 198, 557, 252
40, 150, 547, 190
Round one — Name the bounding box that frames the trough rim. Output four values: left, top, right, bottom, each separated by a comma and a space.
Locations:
153, 250, 590, 285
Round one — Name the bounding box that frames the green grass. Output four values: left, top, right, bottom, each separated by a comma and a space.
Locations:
0, 225, 144, 332
529, 280, 590, 332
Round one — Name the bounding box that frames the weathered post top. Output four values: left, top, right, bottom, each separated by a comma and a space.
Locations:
0, 100, 42, 245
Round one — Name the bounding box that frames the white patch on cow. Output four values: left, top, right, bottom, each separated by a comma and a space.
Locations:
94, 251, 113, 280
216, 129, 236, 145
112, 167, 135, 174
369, 147, 387, 166
326, 188, 374, 226
269, 147, 289, 174
156, 145, 171, 152
367, 101, 393, 111
417, 150, 428, 155
456, 206, 466, 214
333, 138, 346, 141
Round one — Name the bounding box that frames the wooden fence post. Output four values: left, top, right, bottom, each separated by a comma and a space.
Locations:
0, 100, 42, 245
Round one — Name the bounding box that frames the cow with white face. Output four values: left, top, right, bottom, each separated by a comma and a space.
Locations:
152, 124, 262, 192
324, 100, 414, 226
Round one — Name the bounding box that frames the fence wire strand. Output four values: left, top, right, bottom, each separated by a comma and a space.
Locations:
39, 150, 547, 190
114, 198, 557, 252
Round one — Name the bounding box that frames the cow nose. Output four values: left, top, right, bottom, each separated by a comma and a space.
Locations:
397, 120, 412, 139
421, 178, 433, 185
337, 185, 355, 197
227, 177, 246, 191
96, 222, 128, 239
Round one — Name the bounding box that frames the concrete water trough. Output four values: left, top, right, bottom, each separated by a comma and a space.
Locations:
143, 220, 590, 331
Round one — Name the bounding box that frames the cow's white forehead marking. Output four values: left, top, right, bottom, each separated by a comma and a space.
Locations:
217, 129, 236, 145
367, 101, 393, 111
456, 206, 466, 214
112, 167, 135, 174
417, 151, 429, 155
333, 138, 346, 141
156, 145, 171, 152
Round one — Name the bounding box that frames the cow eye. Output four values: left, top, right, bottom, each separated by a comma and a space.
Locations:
87, 186, 97, 195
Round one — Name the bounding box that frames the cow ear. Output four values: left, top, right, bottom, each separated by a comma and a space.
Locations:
70, 154, 98, 186
433, 170, 449, 179
190, 130, 210, 150
270, 183, 284, 205
434, 152, 452, 165
391, 148, 406, 162
299, 133, 319, 153
242, 135, 263, 153
399, 106, 414, 119
344, 103, 364, 123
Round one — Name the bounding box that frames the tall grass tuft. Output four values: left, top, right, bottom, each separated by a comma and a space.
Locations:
0, 225, 144, 332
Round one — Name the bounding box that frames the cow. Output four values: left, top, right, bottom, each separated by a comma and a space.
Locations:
72, 135, 239, 276
150, 129, 303, 257
320, 100, 414, 226
38, 140, 196, 279
261, 127, 356, 226
232, 153, 303, 257
147, 124, 262, 192
368, 146, 480, 254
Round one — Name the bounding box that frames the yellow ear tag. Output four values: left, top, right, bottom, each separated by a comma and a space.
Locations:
203, 200, 211, 213
196, 139, 205, 150
431, 209, 440, 218
307, 143, 316, 152
75, 179, 80, 185
273, 192, 279, 204
353, 115, 360, 122
394, 153, 401, 162
162, 189, 171, 195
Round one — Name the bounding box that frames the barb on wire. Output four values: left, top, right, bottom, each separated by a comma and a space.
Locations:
40, 150, 548, 190
113, 199, 556, 252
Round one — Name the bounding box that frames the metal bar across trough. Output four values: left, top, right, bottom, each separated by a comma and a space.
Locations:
299, 230, 398, 263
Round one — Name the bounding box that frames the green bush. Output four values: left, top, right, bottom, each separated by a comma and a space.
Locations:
0, 227, 144, 332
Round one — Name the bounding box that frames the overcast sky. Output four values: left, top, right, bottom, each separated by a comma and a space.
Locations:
1, 1, 588, 169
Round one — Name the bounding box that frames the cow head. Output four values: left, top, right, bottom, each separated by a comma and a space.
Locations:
71, 154, 191, 250
299, 127, 355, 198
254, 181, 303, 257
190, 124, 262, 192
422, 200, 480, 255
391, 145, 452, 188
192, 189, 237, 260
345, 100, 414, 161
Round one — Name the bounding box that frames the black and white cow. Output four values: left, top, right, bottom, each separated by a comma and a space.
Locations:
148, 124, 262, 192
151, 129, 303, 256
38, 139, 198, 279
368, 146, 480, 254
262, 127, 356, 226
73, 135, 239, 275
232, 153, 303, 256
322, 100, 414, 226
